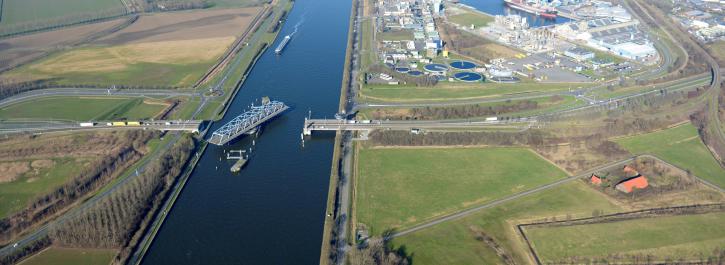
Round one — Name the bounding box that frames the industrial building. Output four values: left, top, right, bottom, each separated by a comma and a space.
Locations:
554, 13, 658, 62
564, 47, 595, 61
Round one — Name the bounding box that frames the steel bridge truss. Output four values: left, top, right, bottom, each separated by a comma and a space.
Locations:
208, 101, 289, 145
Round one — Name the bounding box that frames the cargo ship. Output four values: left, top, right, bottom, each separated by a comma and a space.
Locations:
504, 0, 558, 19
275, 35, 291, 54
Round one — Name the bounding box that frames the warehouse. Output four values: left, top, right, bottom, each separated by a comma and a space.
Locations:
564, 47, 595, 61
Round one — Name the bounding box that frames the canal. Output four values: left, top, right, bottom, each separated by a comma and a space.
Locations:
459, 0, 570, 27
141, 0, 350, 263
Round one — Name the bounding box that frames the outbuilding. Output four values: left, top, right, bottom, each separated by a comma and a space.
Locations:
615, 175, 648, 193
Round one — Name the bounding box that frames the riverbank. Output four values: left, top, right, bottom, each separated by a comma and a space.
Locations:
124, 1, 293, 263
127, 140, 208, 265
212, 0, 294, 121
319, 0, 359, 263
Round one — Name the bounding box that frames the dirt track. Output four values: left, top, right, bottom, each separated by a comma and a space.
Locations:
95, 7, 262, 45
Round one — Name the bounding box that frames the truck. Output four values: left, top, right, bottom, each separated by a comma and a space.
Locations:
485, 117, 498, 122
127, 121, 141, 126
112, 122, 127, 126
361, 120, 372, 124
79, 122, 96, 127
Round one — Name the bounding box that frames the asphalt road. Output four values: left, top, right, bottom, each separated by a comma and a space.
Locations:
0, 88, 199, 109
0, 120, 202, 134
333, 0, 363, 264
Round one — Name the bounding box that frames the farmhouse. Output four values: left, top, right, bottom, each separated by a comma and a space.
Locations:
590, 174, 602, 185
615, 175, 649, 193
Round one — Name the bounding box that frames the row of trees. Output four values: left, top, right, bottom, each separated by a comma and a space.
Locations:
0, 79, 54, 101
50, 135, 195, 263
0, 131, 158, 243
554, 248, 725, 265
368, 100, 540, 120
370, 129, 546, 147
139, 0, 212, 12
348, 238, 409, 265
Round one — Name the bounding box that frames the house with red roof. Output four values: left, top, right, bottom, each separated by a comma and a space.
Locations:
615, 175, 649, 193
590, 174, 602, 185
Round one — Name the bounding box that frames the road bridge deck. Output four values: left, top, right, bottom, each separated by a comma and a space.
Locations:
208, 100, 289, 145
302, 118, 532, 135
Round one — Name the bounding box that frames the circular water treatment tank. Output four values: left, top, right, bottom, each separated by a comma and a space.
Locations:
408, 70, 423, 76
449, 60, 476, 70
424, 63, 448, 72
454, 72, 483, 82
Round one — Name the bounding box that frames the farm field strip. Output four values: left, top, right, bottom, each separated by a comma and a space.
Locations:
524, 212, 725, 263
0, 96, 168, 121
0, 0, 125, 29
16, 247, 116, 265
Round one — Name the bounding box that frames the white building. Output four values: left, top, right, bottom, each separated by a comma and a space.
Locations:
609, 42, 657, 60
564, 47, 595, 61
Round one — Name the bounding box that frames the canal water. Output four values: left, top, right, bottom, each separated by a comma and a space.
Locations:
459, 0, 570, 27
141, 0, 350, 263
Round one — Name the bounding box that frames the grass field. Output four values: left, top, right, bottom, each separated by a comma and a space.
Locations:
0, 158, 83, 218
379, 30, 413, 41
0, 96, 168, 121
448, 12, 494, 28
390, 182, 623, 265
356, 147, 568, 234
526, 212, 725, 262
360, 82, 575, 102
9, 37, 234, 87
18, 247, 116, 265
358, 95, 581, 120
707, 41, 725, 65
614, 123, 725, 188
0, 0, 124, 29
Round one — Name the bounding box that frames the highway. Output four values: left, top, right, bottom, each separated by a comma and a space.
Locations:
304, 118, 529, 135
0, 120, 203, 135
306, 73, 707, 135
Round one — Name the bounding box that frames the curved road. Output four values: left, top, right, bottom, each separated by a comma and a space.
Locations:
0, 88, 199, 109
